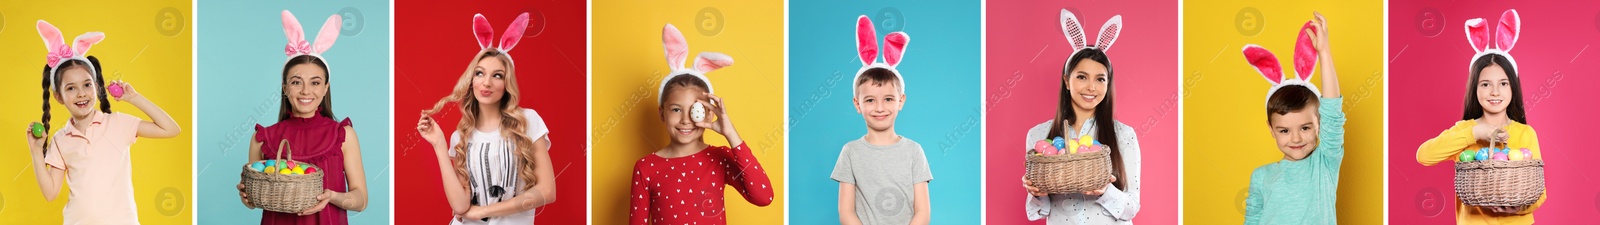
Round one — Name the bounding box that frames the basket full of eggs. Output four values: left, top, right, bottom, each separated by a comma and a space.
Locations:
1025, 135, 1113, 194
1453, 141, 1544, 207
241, 139, 324, 213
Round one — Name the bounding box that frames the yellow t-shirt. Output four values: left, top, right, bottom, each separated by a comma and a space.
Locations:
1416, 119, 1546, 225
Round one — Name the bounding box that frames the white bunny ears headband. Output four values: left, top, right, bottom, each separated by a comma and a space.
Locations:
657, 24, 734, 103
37, 20, 105, 90
1242, 20, 1322, 107
281, 10, 342, 65
1059, 9, 1122, 71
853, 15, 910, 96
473, 13, 531, 63
1465, 9, 1521, 74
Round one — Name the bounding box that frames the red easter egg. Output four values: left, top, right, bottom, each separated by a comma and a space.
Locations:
306, 167, 317, 174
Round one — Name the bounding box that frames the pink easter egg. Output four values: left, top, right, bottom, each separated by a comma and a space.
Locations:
1492, 152, 1508, 161
1035, 140, 1057, 155
1076, 145, 1088, 154
108, 83, 125, 98
1520, 148, 1533, 160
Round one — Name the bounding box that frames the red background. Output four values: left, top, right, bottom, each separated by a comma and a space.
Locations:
394, 0, 587, 224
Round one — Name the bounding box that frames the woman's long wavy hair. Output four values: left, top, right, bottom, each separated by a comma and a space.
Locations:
1048, 48, 1127, 190
423, 49, 540, 192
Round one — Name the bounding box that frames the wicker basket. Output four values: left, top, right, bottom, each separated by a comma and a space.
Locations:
1454, 158, 1544, 207
241, 139, 324, 213
1025, 150, 1112, 194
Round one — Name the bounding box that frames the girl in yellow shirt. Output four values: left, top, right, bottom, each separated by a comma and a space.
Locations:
1415, 9, 1544, 225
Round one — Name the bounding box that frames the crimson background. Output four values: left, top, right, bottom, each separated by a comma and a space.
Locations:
394, 0, 588, 224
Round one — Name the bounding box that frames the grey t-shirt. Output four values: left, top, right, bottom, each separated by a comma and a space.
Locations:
831, 136, 934, 225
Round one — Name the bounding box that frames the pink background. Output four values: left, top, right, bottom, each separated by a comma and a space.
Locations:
1389, 1, 1600, 224
984, 0, 1179, 224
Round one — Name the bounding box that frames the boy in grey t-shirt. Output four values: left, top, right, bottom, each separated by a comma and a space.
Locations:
832, 19, 931, 223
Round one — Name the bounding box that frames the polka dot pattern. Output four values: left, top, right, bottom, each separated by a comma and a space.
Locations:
629, 143, 774, 225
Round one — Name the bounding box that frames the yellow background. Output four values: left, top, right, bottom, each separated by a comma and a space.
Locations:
1181, 0, 1385, 224
0, 0, 192, 224
591, 0, 786, 224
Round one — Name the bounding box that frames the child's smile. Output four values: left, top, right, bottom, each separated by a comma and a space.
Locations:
1269, 107, 1320, 161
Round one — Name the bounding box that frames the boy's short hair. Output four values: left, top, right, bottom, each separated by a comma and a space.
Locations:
1266, 85, 1319, 122
854, 67, 902, 94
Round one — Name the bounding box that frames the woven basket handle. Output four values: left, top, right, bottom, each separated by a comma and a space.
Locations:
275, 139, 295, 165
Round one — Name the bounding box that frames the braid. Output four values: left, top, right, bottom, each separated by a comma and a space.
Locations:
87, 56, 111, 113
40, 65, 53, 153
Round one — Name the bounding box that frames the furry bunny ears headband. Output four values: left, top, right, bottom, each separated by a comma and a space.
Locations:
473, 12, 532, 62
1059, 9, 1122, 70
1242, 20, 1322, 107
37, 20, 105, 90
657, 24, 734, 103
1465, 9, 1520, 74
854, 15, 910, 96
282, 10, 342, 66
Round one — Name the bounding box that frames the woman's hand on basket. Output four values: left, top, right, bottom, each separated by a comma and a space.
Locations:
1082, 175, 1118, 196
296, 189, 338, 216
1022, 177, 1049, 197
237, 183, 255, 209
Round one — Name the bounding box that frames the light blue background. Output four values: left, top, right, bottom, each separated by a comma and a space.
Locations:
788, 0, 982, 224
195, 1, 390, 224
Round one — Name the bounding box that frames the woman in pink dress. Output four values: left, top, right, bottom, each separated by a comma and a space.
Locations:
235, 10, 370, 225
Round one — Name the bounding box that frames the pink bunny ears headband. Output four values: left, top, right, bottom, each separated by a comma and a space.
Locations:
1059, 9, 1122, 70
1242, 20, 1322, 107
37, 20, 105, 90
281, 10, 342, 64
854, 15, 910, 96
473, 12, 531, 62
657, 24, 734, 103
1465, 9, 1520, 73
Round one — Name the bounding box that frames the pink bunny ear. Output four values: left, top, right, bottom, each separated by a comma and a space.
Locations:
693, 52, 734, 73
1495, 9, 1520, 52
498, 12, 531, 52
883, 32, 909, 66
71, 32, 105, 57
282, 10, 306, 47
662, 24, 690, 70
1292, 21, 1318, 81
311, 14, 342, 55
1242, 45, 1285, 85
856, 15, 879, 66
1095, 15, 1122, 51
1059, 9, 1086, 51
1464, 18, 1489, 53
473, 14, 495, 50
37, 20, 65, 52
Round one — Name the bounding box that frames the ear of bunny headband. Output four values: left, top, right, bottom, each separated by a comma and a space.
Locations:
1060, 10, 1122, 54
473, 12, 531, 60
1465, 9, 1520, 73
282, 10, 342, 62
657, 24, 734, 103
38, 20, 105, 90
1242, 20, 1322, 107
853, 15, 911, 96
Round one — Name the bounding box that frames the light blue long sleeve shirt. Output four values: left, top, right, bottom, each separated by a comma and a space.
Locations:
1243, 97, 1345, 225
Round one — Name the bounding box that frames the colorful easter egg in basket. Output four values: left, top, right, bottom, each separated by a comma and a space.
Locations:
1052, 137, 1066, 150
1520, 148, 1533, 160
